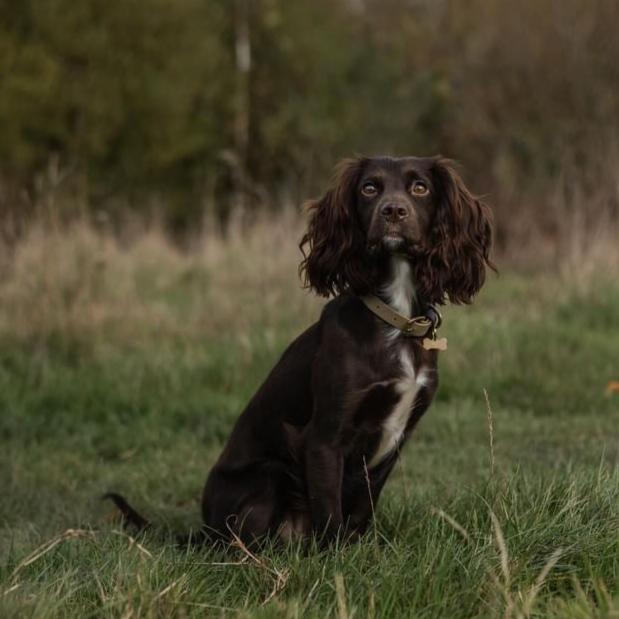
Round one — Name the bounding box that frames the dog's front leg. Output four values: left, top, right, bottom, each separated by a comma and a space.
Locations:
305, 433, 344, 543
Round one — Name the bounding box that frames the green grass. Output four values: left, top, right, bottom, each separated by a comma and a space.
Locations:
0, 226, 618, 617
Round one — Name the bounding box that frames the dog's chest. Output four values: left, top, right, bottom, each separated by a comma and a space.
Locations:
368, 347, 428, 468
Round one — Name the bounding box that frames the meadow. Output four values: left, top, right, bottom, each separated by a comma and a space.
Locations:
0, 216, 618, 618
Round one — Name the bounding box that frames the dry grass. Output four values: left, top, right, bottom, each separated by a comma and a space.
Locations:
1, 205, 617, 350
505, 173, 619, 281
0, 211, 321, 346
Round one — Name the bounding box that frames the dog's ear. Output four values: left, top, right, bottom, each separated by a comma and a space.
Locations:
299, 158, 372, 297
415, 158, 495, 304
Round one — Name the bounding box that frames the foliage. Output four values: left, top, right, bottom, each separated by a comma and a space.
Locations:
1, 0, 618, 239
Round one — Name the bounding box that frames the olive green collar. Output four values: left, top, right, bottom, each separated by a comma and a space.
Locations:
360, 294, 446, 350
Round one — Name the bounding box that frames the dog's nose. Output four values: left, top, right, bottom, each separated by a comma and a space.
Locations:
380, 203, 409, 222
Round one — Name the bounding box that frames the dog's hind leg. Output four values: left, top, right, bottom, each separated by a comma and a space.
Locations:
203, 465, 286, 548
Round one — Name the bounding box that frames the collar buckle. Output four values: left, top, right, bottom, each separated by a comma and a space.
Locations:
403, 316, 432, 337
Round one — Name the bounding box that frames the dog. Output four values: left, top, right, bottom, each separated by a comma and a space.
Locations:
106, 155, 494, 546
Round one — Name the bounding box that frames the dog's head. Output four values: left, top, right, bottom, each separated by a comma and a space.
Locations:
299, 156, 494, 304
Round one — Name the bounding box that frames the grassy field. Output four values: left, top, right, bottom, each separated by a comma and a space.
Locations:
0, 219, 618, 618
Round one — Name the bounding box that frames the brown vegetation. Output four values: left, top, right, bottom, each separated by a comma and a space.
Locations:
0, 208, 616, 353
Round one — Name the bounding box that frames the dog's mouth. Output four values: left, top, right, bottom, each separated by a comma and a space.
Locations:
383, 231, 424, 252
382, 233, 406, 251
367, 234, 424, 258
366, 217, 425, 255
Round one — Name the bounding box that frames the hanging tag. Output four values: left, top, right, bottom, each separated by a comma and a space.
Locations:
422, 337, 448, 351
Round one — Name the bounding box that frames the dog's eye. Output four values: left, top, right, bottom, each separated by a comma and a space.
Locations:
411, 181, 429, 196
361, 181, 379, 197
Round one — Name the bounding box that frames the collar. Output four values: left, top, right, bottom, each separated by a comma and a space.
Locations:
360, 294, 442, 338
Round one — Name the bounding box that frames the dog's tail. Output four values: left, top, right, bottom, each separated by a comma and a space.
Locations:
103, 492, 208, 547
103, 492, 151, 530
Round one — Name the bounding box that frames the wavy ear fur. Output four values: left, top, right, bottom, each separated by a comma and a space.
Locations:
414, 158, 495, 305
299, 158, 374, 297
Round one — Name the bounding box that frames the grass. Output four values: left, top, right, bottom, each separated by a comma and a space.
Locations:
0, 218, 618, 618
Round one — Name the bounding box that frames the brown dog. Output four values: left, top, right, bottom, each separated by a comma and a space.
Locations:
106, 156, 493, 546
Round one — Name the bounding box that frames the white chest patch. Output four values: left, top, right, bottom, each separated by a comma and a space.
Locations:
381, 258, 415, 317
369, 351, 429, 468
368, 256, 428, 468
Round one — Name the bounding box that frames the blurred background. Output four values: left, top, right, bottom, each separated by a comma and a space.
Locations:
2, 4, 619, 615
1, 0, 618, 263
